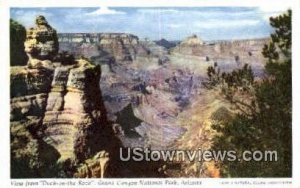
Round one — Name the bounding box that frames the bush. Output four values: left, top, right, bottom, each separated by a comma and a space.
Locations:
10, 19, 28, 66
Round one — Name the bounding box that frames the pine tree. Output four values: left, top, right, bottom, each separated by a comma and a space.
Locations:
210, 10, 292, 177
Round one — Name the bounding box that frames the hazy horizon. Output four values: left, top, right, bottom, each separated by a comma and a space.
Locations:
56, 32, 270, 42
10, 7, 288, 41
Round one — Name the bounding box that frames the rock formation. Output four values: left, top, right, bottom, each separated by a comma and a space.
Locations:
10, 15, 117, 178
41, 58, 105, 163
74, 151, 110, 178
179, 34, 204, 46
171, 36, 269, 68
58, 33, 148, 64
24, 15, 59, 68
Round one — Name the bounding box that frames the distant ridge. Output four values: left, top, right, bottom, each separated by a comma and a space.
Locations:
155, 38, 177, 49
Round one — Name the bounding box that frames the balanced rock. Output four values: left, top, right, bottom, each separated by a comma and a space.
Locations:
24, 15, 59, 67
11, 16, 116, 178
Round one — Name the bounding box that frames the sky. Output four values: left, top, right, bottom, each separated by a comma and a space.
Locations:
10, 7, 289, 41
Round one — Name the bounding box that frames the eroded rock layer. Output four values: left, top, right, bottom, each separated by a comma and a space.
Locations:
58, 33, 150, 64
41, 59, 104, 163
10, 16, 115, 178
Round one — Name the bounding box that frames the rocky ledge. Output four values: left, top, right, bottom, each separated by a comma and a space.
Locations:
11, 15, 119, 178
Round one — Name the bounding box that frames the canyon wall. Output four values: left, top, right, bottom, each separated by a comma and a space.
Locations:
171, 35, 269, 67
57, 33, 269, 74
58, 33, 149, 64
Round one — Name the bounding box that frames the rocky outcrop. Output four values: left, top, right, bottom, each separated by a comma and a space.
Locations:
58, 33, 148, 64
74, 151, 110, 178
179, 34, 204, 46
140, 38, 168, 57
41, 59, 105, 163
10, 16, 118, 178
171, 36, 270, 67
24, 15, 59, 67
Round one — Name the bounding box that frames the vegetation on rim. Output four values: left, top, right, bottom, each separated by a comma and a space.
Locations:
206, 10, 292, 177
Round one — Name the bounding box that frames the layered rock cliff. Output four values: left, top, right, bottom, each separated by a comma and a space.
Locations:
58, 33, 149, 64
10, 16, 119, 178
171, 35, 269, 68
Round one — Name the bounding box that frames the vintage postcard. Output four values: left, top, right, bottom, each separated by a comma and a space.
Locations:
1, 0, 299, 187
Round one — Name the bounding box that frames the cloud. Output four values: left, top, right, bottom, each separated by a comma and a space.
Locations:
167, 23, 183, 28
194, 19, 261, 29
86, 7, 125, 16
259, 6, 290, 13
137, 8, 180, 14
258, 5, 290, 21
64, 8, 106, 23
